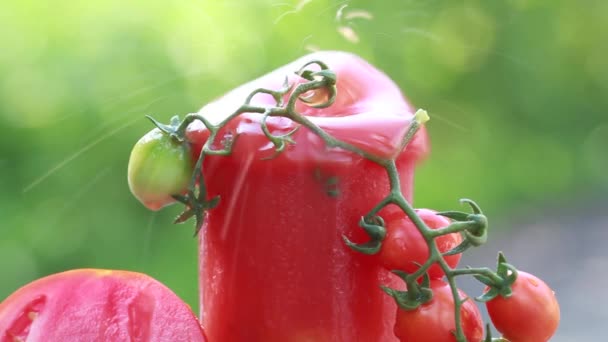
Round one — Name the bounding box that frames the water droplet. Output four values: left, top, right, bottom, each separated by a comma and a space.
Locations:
337, 26, 360, 43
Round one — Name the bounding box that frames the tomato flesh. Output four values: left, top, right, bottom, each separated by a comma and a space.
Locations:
0, 269, 206, 342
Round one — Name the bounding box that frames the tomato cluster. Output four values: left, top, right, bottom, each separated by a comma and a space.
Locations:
375, 209, 560, 341
122, 60, 560, 341
0, 51, 562, 342
122, 66, 560, 341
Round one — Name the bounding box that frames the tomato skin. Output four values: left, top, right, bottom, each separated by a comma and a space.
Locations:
128, 128, 193, 211
486, 271, 560, 342
378, 209, 462, 279
394, 279, 484, 342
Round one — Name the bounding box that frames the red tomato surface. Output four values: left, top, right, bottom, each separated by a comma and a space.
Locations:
394, 279, 484, 342
0, 269, 206, 342
486, 271, 560, 342
379, 208, 462, 279
188, 51, 429, 341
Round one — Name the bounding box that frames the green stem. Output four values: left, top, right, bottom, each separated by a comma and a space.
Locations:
445, 266, 467, 342
286, 112, 389, 165
429, 222, 469, 237
452, 267, 505, 284
385, 161, 432, 235
364, 196, 393, 220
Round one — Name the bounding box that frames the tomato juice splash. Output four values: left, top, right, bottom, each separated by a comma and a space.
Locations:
127, 50, 560, 342
186, 51, 428, 341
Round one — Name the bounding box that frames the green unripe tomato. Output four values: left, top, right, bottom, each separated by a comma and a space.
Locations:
128, 128, 194, 211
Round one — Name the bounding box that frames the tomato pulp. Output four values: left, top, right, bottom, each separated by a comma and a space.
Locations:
187, 51, 429, 341
0, 269, 206, 342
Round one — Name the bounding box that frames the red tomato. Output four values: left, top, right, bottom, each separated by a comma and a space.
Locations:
186, 51, 429, 341
394, 279, 483, 342
486, 271, 560, 342
0, 269, 207, 342
378, 209, 462, 279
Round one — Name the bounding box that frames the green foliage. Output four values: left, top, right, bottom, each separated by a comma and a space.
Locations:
1, 0, 607, 312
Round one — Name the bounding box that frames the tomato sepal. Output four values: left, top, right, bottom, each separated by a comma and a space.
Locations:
146, 115, 184, 142
475, 252, 519, 303
343, 216, 386, 255
437, 199, 489, 256
172, 193, 220, 235
381, 270, 433, 311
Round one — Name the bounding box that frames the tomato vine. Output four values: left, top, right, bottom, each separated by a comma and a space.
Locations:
144, 59, 556, 342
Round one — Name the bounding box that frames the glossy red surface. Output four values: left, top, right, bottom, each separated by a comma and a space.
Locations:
379, 208, 463, 279
189, 51, 429, 341
486, 271, 560, 342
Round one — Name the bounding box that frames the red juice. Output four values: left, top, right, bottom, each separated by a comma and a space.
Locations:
187, 51, 429, 341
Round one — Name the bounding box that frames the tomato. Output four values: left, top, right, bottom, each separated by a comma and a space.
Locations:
393, 279, 483, 342
127, 128, 194, 211
184, 51, 429, 341
486, 271, 560, 342
378, 208, 462, 279
0, 269, 207, 342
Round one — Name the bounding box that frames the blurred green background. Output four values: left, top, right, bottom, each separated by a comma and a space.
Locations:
1, 0, 607, 338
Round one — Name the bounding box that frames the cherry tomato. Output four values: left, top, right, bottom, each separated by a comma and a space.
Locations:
394, 279, 483, 342
486, 271, 560, 342
378, 209, 462, 279
128, 128, 194, 211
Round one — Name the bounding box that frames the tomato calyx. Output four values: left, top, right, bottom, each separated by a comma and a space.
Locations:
381, 270, 433, 310
146, 115, 185, 143
343, 215, 386, 255
436, 199, 489, 256
172, 193, 220, 233
475, 252, 518, 303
